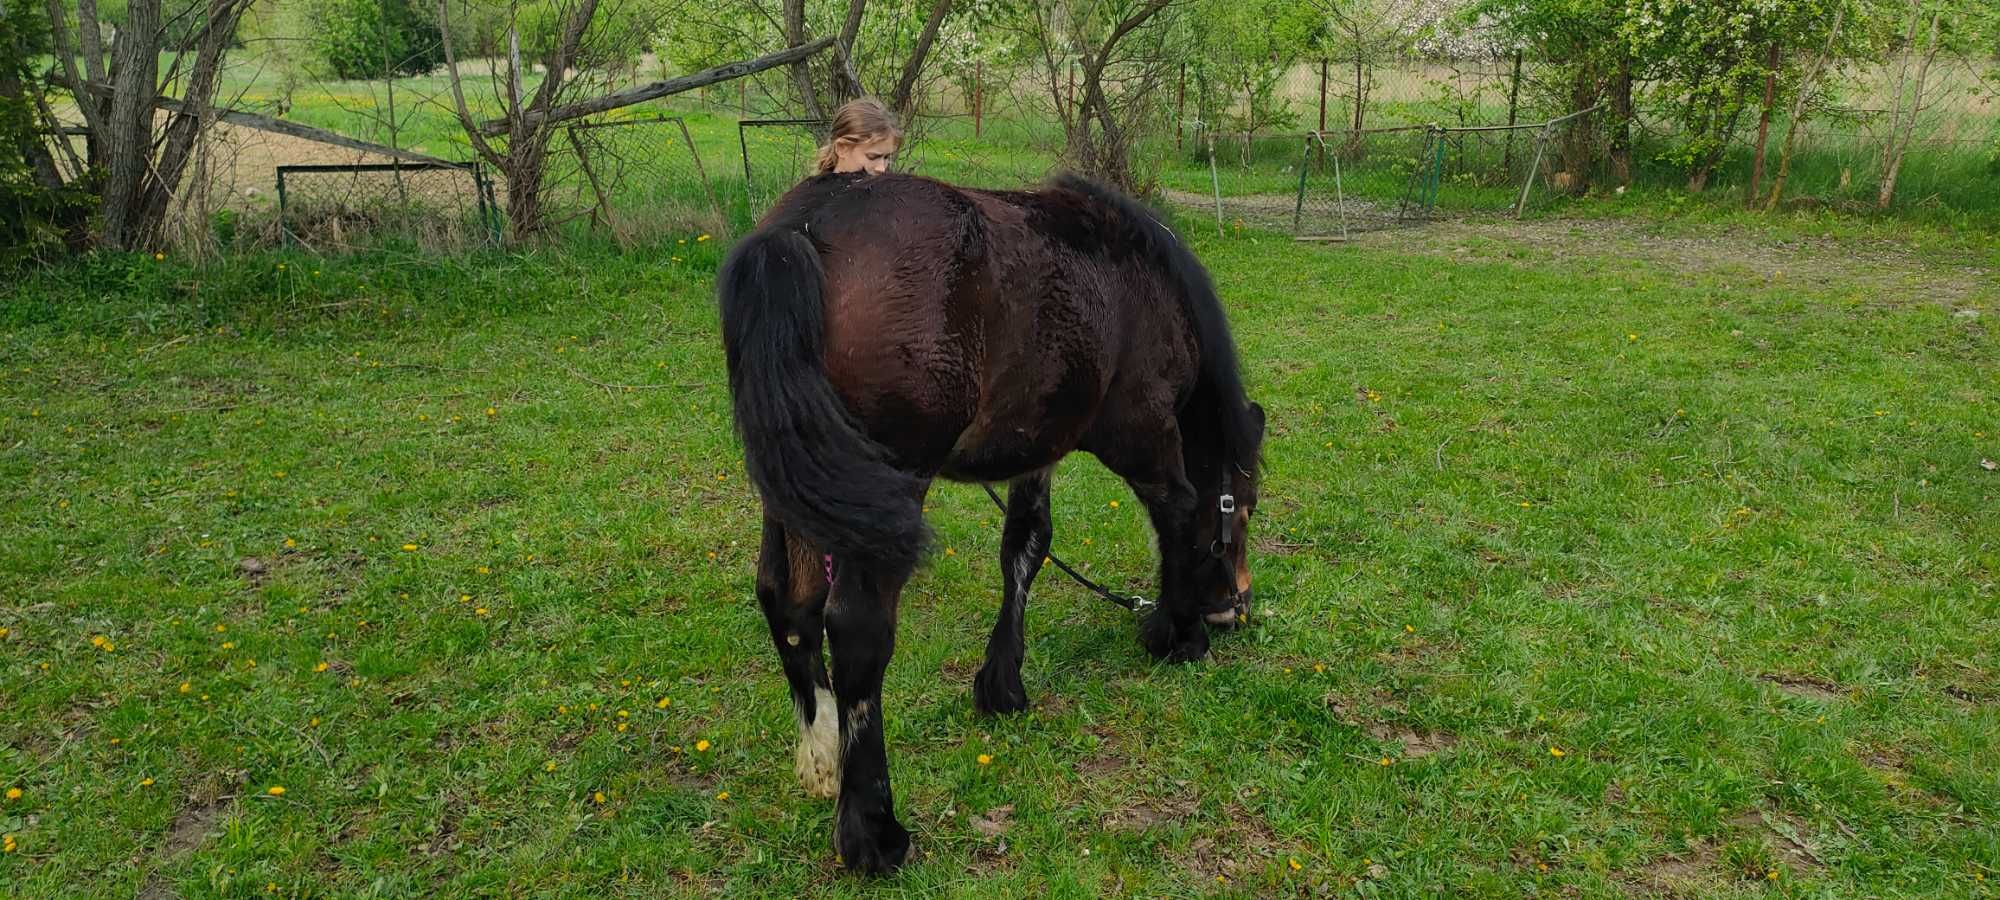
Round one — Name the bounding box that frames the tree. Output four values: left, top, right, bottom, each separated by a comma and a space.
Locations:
304, 0, 445, 79
2, 0, 91, 266
1008, 0, 1178, 192
45, 0, 258, 251
1873, 0, 1995, 208
1196, 0, 1315, 165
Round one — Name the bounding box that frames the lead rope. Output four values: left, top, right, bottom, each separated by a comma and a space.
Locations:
980, 484, 1152, 613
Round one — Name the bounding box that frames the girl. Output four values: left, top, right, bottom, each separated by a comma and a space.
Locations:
815, 98, 900, 176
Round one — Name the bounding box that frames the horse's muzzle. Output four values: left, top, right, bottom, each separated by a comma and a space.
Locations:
1202, 590, 1252, 628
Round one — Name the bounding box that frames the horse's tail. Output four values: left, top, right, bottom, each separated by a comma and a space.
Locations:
717, 228, 928, 571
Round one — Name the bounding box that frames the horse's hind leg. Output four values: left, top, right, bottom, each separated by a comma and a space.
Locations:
975, 470, 1052, 716
754, 512, 838, 798
825, 557, 913, 872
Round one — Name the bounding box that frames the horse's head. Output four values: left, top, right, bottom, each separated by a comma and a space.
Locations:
1196, 402, 1266, 627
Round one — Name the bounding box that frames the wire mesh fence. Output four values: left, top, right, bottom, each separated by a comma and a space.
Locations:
1163, 105, 1603, 240
737, 118, 831, 214
276, 162, 497, 252
541, 115, 729, 244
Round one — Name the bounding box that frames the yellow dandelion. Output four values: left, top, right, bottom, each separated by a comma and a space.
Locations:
314, 662, 329, 673
460, 594, 471, 603
179, 682, 191, 694
477, 566, 490, 574
1314, 663, 1326, 673
475, 607, 489, 616
1289, 857, 1302, 871
976, 753, 992, 766
486, 407, 497, 417
0, 627, 8, 638
1403, 625, 1415, 633
616, 722, 629, 732
401, 543, 418, 552
1378, 757, 1392, 766
593, 791, 607, 804
141, 777, 155, 786
308, 717, 320, 727
154, 252, 165, 261
266, 785, 286, 796
617, 710, 630, 718
1109, 500, 1120, 509
221, 641, 235, 650
716, 790, 730, 800
1549, 747, 1566, 758
945, 547, 956, 556
4, 787, 20, 800
545, 761, 557, 772
695, 740, 711, 752
216, 624, 227, 633
698, 234, 711, 242
655, 697, 671, 709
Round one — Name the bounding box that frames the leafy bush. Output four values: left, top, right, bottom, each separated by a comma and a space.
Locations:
303, 0, 446, 80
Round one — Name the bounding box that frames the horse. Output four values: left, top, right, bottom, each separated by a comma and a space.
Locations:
717, 171, 1265, 873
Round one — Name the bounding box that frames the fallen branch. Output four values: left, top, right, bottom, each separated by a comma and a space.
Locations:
68, 79, 457, 166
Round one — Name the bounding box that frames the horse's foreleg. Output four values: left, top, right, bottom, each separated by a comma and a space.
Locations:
825, 560, 912, 873
1133, 476, 1208, 663
754, 513, 838, 798
975, 470, 1052, 715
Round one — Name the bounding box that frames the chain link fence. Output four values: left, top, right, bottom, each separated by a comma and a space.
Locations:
275, 162, 498, 252
1164, 105, 1603, 240
736, 118, 831, 214
541, 115, 729, 244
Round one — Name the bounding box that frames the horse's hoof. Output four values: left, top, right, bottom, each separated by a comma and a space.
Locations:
835, 808, 911, 874
1140, 610, 1209, 663
972, 661, 1028, 716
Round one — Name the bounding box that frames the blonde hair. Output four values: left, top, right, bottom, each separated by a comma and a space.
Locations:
814, 98, 901, 175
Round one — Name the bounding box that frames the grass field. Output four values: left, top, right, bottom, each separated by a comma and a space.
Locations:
3, 200, 1996, 896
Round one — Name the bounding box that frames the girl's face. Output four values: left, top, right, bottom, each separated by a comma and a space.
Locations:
834, 135, 898, 175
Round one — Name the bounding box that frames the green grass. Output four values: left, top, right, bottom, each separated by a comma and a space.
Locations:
3, 201, 1998, 897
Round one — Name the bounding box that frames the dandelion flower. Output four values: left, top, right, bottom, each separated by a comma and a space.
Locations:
976, 754, 992, 766
1378, 757, 1392, 766
402, 543, 418, 552
616, 722, 629, 732
695, 740, 711, 752
179, 682, 191, 694
655, 697, 671, 709
474, 607, 489, 616
4, 787, 20, 800
314, 662, 329, 673
1289, 858, 1302, 871
283, 538, 296, 549
266, 785, 286, 796
716, 790, 730, 800
1549, 747, 1566, 758
545, 761, 557, 772
593, 791, 607, 804
141, 777, 155, 786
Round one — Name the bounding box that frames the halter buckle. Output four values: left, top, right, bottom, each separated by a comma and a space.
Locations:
1218, 494, 1237, 514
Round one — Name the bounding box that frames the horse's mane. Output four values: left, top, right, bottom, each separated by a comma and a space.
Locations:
1048, 175, 1262, 475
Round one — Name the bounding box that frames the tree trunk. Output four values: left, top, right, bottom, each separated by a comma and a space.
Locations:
1351, 58, 1364, 131
1609, 57, 1633, 185
782, 0, 823, 119
99, 0, 161, 250
1503, 50, 1521, 171
973, 59, 983, 138
1748, 42, 1779, 203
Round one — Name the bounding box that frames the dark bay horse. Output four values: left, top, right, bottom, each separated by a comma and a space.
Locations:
717, 172, 1265, 873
